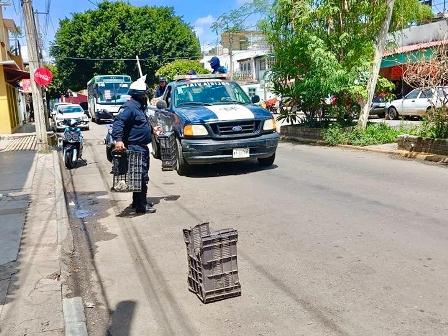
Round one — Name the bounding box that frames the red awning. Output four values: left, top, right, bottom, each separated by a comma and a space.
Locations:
3, 64, 30, 86
384, 40, 448, 57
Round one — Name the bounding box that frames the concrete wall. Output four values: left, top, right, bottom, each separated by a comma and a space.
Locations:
398, 135, 448, 155
389, 20, 448, 46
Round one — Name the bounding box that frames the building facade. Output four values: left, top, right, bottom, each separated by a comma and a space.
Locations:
0, 9, 29, 134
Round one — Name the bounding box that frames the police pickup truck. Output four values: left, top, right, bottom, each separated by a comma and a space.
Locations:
150, 75, 279, 175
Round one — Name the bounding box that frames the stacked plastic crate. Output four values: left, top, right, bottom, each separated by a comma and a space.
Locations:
111, 150, 143, 192
158, 131, 177, 171
183, 223, 241, 303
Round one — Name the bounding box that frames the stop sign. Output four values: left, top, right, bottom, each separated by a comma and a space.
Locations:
34, 67, 53, 87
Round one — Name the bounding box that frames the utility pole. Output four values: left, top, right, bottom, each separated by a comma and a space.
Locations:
21, 0, 48, 149
358, 0, 395, 129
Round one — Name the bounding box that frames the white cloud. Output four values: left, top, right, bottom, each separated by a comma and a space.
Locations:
193, 15, 218, 46
194, 15, 215, 26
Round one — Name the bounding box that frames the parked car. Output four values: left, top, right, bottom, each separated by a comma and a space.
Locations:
52, 104, 90, 131
51, 102, 71, 115
370, 96, 386, 118
385, 87, 448, 119
150, 74, 279, 175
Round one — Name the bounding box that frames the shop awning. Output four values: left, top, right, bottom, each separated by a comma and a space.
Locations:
381, 40, 447, 68
0, 61, 30, 86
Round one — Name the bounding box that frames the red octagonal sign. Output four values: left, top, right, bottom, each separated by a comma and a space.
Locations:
34, 67, 53, 87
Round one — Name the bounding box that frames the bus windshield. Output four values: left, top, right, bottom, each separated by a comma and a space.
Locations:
96, 82, 130, 104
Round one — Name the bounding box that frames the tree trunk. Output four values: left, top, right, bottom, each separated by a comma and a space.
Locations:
358, 0, 395, 129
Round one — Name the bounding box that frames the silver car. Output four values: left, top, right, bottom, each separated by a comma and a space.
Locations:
386, 87, 448, 119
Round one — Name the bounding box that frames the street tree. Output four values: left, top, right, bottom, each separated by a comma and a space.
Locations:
403, 43, 448, 138
263, 0, 432, 125
156, 60, 209, 82
46, 64, 65, 99
50, 1, 200, 91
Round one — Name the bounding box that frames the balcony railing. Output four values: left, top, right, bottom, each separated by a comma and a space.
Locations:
233, 71, 255, 82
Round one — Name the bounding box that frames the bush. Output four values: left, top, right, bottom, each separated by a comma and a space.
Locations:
156, 59, 209, 82
323, 123, 420, 146
418, 107, 448, 139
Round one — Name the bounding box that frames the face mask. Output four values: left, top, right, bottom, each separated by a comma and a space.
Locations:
133, 94, 147, 108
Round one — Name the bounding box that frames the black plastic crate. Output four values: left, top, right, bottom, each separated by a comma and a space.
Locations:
183, 223, 241, 303
111, 150, 143, 192
159, 131, 177, 171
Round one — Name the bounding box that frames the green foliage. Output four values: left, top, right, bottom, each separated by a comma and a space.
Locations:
264, 0, 431, 125
376, 77, 396, 101
155, 60, 209, 82
323, 123, 421, 146
51, 1, 200, 91
419, 108, 448, 139
46, 64, 65, 99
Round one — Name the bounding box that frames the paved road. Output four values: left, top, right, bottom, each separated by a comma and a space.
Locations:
62, 122, 448, 336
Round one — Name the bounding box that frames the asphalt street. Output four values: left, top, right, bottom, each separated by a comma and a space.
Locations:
62, 122, 448, 336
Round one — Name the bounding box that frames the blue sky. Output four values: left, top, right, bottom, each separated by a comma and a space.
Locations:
4, 0, 251, 51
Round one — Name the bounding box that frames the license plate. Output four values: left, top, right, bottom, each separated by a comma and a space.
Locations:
233, 148, 250, 158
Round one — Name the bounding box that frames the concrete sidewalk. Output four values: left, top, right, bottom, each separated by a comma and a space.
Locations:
0, 149, 68, 335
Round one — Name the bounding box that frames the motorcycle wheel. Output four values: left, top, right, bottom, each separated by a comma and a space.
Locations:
65, 150, 74, 169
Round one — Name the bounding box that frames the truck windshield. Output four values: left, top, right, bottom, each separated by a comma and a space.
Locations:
97, 82, 130, 104
174, 81, 251, 107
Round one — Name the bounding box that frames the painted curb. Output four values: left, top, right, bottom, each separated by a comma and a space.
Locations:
63, 297, 88, 336
53, 150, 83, 336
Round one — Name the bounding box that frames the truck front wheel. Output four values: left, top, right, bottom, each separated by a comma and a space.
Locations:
175, 138, 190, 176
258, 153, 276, 167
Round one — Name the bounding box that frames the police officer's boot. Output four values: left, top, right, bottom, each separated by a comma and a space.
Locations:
135, 191, 156, 214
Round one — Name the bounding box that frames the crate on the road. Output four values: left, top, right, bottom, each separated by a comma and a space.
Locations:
158, 131, 176, 171
111, 150, 142, 192
183, 223, 241, 303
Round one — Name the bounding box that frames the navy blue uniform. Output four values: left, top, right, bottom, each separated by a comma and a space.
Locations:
155, 85, 166, 98
112, 99, 152, 210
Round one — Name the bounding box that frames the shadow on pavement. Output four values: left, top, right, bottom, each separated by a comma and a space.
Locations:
185, 161, 278, 178
115, 194, 180, 218
106, 300, 136, 336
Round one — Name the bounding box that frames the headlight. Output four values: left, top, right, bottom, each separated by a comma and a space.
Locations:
263, 118, 277, 131
183, 125, 208, 136
82, 115, 88, 121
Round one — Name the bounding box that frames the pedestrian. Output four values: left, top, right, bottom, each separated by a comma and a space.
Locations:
112, 75, 162, 214
208, 56, 227, 74
28, 102, 34, 122
154, 77, 167, 98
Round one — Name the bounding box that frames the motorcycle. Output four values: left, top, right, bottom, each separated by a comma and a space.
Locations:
61, 118, 84, 169
104, 124, 114, 162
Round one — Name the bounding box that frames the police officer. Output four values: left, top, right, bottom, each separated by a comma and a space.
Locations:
154, 77, 167, 98
112, 75, 161, 214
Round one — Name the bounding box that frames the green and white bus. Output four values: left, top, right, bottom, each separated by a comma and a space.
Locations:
87, 75, 132, 123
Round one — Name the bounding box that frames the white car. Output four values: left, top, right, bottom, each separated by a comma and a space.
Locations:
51, 102, 71, 115
386, 87, 448, 119
53, 104, 90, 131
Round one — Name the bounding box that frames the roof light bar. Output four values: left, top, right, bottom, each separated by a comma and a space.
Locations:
174, 74, 229, 81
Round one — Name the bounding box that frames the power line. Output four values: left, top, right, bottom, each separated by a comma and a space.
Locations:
63, 55, 201, 61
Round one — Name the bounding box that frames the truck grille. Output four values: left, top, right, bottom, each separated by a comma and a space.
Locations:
209, 120, 261, 138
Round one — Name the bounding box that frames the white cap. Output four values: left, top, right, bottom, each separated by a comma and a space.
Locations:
129, 75, 147, 92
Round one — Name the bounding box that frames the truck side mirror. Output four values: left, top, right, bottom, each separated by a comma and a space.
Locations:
251, 95, 260, 104
156, 100, 168, 110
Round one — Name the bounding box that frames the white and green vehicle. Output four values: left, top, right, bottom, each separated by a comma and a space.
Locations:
87, 75, 131, 123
